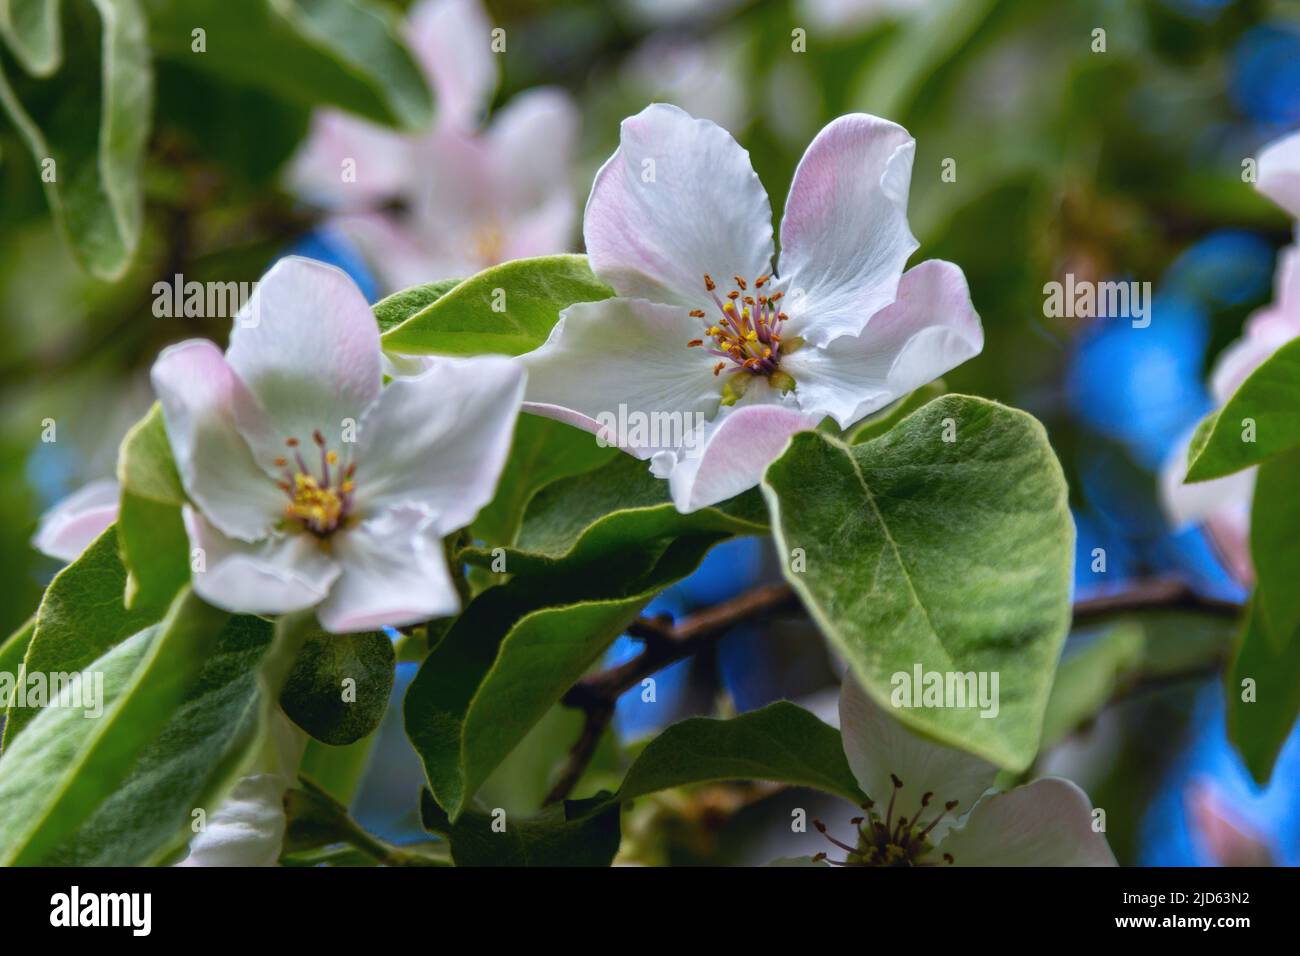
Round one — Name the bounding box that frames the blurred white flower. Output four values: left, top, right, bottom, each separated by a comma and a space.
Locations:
32, 479, 119, 562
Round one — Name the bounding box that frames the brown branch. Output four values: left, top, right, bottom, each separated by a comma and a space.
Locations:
544, 577, 1244, 805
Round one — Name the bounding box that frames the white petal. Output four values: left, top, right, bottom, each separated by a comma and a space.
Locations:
174, 773, 289, 867
408, 0, 498, 131
584, 103, 774, 308
352, 356, 524, 534
936, 777, 1117, 866
185, 508, 340, 616
838, 675, 998, 840
1158, 430, 1255, 529
782, 260, 983, 428
666, 401, 819, 512
488, 87, 580, 211
151, 340, 285, 541
336, 211, 467, 294
778, 113, 919, 347
519, 297, 723, 456
286, 110, 415, 210
32, 479, 119, 562
226, 257, 382, 456
316, 506, 460, 632
1257, 130, 1300, 220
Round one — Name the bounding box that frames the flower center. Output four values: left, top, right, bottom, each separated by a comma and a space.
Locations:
687, 274, 796, 397
274, 431, 355, 537
813, 774, 960, 867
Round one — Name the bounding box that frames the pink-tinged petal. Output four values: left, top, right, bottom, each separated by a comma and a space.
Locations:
32, 479, 119, 562
152, 340, 285, 541
1158, 433, 1255, 585
353, 356, 524, 534
488, 87, 580, 211
316, 506, 460, 632
584, 103, 774, 309
1186, 781, 1275, 867
667, 402, 819, 513
837, 675, 998, 842
184, 508, 340, 615
335, 212, 466, 294
409, 0, 497, 131
1257, 130, 1300, 220
782, 260, 983, 428
778, 113, 919, 347
226, 257, 382, 455
936, 777, 1117, 866
286, 110, 416, 210
519, 297, 723, 457
500, 193, 578, 262
1205, 506, 1254, 586
1211, 248, 1300, 402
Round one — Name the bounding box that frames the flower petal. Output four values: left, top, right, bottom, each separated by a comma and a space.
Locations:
287, 110, 415, 210
584, 103, 774, 309
173, 773, 289, 867
838, 675, 998, 840
315, 506, 460, 632
352, 356, 524, 534
226, 257, 382, 456
1159, 431, 1256, 530
409, 0, 498, 131
32, 479, 119, 562
519, 297, 724, 456
782, 260, 983, 428
185, 508, 340, 616
666, 401, 819, 512
1258, 129, 1300, 220
336, 211, 465, 294
152, 340, 285, 541
779, 113, 919, 347
936, 777, 1117, 866
488, 87, 580, 211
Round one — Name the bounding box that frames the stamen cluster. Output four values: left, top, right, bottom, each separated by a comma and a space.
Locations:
687, 273, 789, 378
274, 430, 356, 536
813, 774, 960, 867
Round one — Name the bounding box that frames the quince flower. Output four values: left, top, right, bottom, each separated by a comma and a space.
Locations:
520, 104, 982, 512
288, 0, 578, 292
151, 257, 523, 633
32, 479, 119, 562
797, 676, 1116, 866
1161, 130, 1300, 582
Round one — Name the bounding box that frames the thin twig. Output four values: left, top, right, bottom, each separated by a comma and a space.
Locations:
544, 577, 1244, 805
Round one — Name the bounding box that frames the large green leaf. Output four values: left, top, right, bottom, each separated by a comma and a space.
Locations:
1248, 447, 1300, 647
42, 614, 275, 865
762, 395, 1073, 771
143, 0, 432, 129
406, 536, 726, 822
3, 524, 161, 745
381, 255, 614, 356
373, 278, 461, 334
471, 415, 618, 548
0, 587, 230, 864
463, 451, 768, 574
1184, 337, 1300, 482
280, 625, 394, 746
0, 0, 151, 278
1226, 598, 1300, 786
116, 403, 189, 610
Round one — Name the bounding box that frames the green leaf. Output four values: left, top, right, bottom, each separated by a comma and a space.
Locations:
116, 403, 183, 505
115, 404, 190, 611
420, 789, 620, 867
299, 734, 376, 806
616, 702, 865, 805
0, 587, 230, 865
280, 625, 394, 745
1226, 598, 1300, 785
381, 255, 614, 356
418, 703, 864, 866
0, 0, 151, 278
373, 278, 461, 334
471, 417, 617, 548
762, 395, 1073, 771
0, 0, 59, 75
406, 536, 725, 822
0, 615, 35, 698
464, 451, 768, 574
41, 614, 276, 865
3, 524, 161, 746
1185, 337, 1300, 482
1040, 623, 1145, 749
1249, 447, 1300, 647
144, 0, 433, 130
